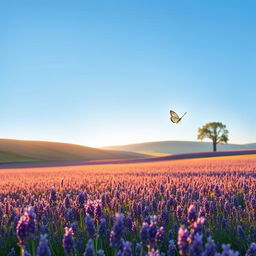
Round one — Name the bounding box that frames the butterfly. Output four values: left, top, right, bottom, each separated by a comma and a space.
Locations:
170, 110, 187, 123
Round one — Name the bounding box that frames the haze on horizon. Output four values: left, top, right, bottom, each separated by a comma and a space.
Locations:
1, 1, 256, 147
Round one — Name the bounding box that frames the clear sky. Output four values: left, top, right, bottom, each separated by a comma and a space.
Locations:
1, 0, 256, 147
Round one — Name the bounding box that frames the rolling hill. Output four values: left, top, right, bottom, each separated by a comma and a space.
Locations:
0, 139, 148, 163
102, 141, 256, 155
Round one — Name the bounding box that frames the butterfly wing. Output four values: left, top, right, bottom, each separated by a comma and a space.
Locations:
170, 110, 180, 123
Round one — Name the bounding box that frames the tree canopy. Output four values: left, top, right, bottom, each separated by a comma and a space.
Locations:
197, 122, 229, 151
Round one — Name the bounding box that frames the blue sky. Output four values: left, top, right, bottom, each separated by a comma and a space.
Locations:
1, 0, 256, 147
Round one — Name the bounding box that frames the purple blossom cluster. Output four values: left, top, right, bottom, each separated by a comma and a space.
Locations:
0, 156, 254, 255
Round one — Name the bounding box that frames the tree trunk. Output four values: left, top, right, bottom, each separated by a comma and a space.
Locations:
213, 141, 217, 151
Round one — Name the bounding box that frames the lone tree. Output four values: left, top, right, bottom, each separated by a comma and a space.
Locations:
197, 122, 229, 152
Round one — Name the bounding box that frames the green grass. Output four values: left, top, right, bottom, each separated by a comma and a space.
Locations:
0, 151, 41, 163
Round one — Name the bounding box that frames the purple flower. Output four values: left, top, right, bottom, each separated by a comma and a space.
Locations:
49, 188, 57, 203
156, 226, 165, 245
94, 200, 102, 220
36, 234, 51, 256
203, 236, 216, 256
187, 205, 197, 223
220, 244, 239, 256
97, 249, 105, 256
62, 227, 74, 255
24, 249, 32, 256
168, 229, 174, 241
85, 215, 96, 239
16, 215, 29, 245
204, 200, 210, 215
118, 240, 132, 256
176, 205, 183, 219
76, 192, 85, 208
190, 217, 205, 239
140, 222, 149, 245
84, 239, 95, 256
64, 196, 71, 209
124, 216, 133, 232
190, 233, 203, 256
71, 221, 78, 233
160, 208, 170, 225
148, 216, 158, 247
237, 225, 248, 243
199, 207, 205, 218
98, 218, 107, 239
246, 243, 256, 256
110, 213, 125, 248
178, 225, 190, 256
7, 248, 16, 256
86, 200, 95, 217
249, 225, 255, 242
148, 248, 160, 256
221, 218, 227, 230
167, 240, 176, 256
135, 243, 142, 256
16, 207, 37, 245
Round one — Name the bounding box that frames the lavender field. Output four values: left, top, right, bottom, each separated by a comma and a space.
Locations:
1, 156, 256, 256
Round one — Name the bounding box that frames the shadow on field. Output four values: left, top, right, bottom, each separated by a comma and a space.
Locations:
0, 149, 255, 169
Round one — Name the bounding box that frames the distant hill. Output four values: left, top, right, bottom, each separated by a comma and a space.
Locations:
102, 141, 256, 155
0, 139, 148, 163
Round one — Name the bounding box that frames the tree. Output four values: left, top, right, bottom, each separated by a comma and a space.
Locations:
197, 122, 229, 152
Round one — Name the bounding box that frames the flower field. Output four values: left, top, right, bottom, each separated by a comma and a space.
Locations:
0, 156, 256, 256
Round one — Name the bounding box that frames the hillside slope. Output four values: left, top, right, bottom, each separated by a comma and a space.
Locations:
103, 141, 256, 154
0, 139, 148, 163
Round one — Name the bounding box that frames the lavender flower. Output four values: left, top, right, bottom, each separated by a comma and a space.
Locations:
24, 249, 32, 256
118, 240, 132, 256
167, 240, 176, 256
62, 227, 74, 255
190, 217, 205, 239
124, 216, 133, 232
178, 225, 190, 255
16, 215, 29, 245
85, 215, 96, 239
135, 243, 142, 256
110, 213, 125, 248
203, 236, 216, 256
64, 196, 71, 209
16, 207, 37, 245
148, 249, 160, 256
156, 226, 165, 245
190, 233, 203, 256
84, 239, 95, 256
176, 205, 183, 219
94, 200, 102, 220
76, 192, 85, 208
71, 221, 78, 233
7, 248, 16, 256
245, 243, 256, 256
237, 225, 248, 243
86, 200, 95, 217
49, 188, 57, 203
97, 250, 105, 256
187, 205, 197, 223
36, 234, 51, 256
220, 244, 239, 256
98, 218, 107, 239
140, 222, 149, 245
148, 216, 158, 247
249, 225, 255, 242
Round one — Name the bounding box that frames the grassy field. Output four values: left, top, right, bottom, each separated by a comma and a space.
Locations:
0, 151, 40, 162
0, 139, 148, 163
